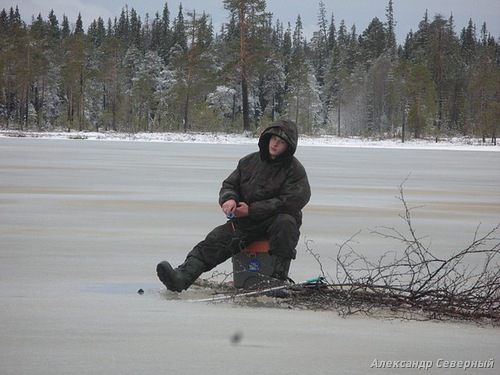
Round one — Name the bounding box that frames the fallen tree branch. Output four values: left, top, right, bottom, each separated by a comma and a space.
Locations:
295, 181, 500, 325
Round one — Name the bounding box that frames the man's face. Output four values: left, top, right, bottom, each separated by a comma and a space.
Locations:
269, 135, 288, 159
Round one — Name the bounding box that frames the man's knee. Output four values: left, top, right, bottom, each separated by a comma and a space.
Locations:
188, 223, 239, 269
272, 213, 299, 230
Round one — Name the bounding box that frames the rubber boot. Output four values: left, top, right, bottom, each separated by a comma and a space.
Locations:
157, 257, 206, 292
270, 255, 291, 281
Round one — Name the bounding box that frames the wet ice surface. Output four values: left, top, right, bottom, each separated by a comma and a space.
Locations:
1, 138, 499, 374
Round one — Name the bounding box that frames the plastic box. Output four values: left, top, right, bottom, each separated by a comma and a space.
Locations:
232, 240, 290, 289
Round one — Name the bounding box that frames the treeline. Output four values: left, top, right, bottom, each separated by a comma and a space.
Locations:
0, 1, 499, 141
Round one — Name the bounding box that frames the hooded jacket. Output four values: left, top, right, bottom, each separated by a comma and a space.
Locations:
219, 120, 311, 225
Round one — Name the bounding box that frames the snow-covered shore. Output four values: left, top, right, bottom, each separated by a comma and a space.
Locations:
1, 129, 498, 151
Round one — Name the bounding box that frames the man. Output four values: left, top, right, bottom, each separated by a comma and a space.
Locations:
157, 119, 311, 292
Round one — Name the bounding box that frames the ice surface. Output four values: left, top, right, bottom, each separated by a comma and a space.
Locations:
1, 136, 499, 374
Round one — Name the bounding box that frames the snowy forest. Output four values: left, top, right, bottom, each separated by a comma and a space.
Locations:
1, 0, 499, 141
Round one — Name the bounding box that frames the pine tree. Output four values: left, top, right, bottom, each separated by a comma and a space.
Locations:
327, 13, 337, 53
468, 24, 500, 143
171, 4, 187, 51
60, 31, 90, 130
251, 11, 281, 125
47, 10, 61, 42
99, 34, 125, 131
359, 17, 386, 68
29, 13, 59, 128
129, 8, 142, 48
426, 14, 461, 136
116, 7, 130, 45
385, 0, 396, 57
460, 19, 476, 66
405, 63, 436, 138
223, 0, 267, 131
150, 3, 173, 64
0, 9, 8, 33
162, 3, 172, 61
88, 17, 106, 47
286, 15, 319, 133
313, 1, 328, 87
1, 7, 28, 128
75, 13, 84, 34
181, 10, 215, 131
61, 15, 70, 38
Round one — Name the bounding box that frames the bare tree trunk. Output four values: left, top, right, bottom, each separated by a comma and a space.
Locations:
337, 92, 341, 137
67, 88, 73, 132
23, 83, 29, 130
184, 12, 196, 133
183, 89, 191, 132
294, 89, 300, 125
401, 101, 406, 143
39, 76, 46, 130
78, 72, 84, 131
239, 4, 250, 131
241, 72, 249, 130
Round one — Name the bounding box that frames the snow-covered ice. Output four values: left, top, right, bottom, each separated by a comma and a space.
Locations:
0, 133, 499, 374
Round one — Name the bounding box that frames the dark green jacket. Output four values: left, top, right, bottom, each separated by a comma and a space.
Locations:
219, 120, 311, 225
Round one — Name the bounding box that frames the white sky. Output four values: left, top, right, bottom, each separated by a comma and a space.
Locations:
8, 0, 500, 44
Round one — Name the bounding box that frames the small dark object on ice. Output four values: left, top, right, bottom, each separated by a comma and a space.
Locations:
230, 331, 243, 345
137, 288, 144, 295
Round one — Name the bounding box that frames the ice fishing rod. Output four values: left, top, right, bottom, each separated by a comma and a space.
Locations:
191, 276, 326, 303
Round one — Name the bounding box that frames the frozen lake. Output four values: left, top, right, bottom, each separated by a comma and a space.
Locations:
1, 137, 499, 374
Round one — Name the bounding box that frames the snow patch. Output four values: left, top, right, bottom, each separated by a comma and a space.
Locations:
0, 129, 498, 151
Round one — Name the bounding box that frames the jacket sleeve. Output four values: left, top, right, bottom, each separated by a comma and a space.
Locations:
248, 162, 311, 221
219, 164, 241, 206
